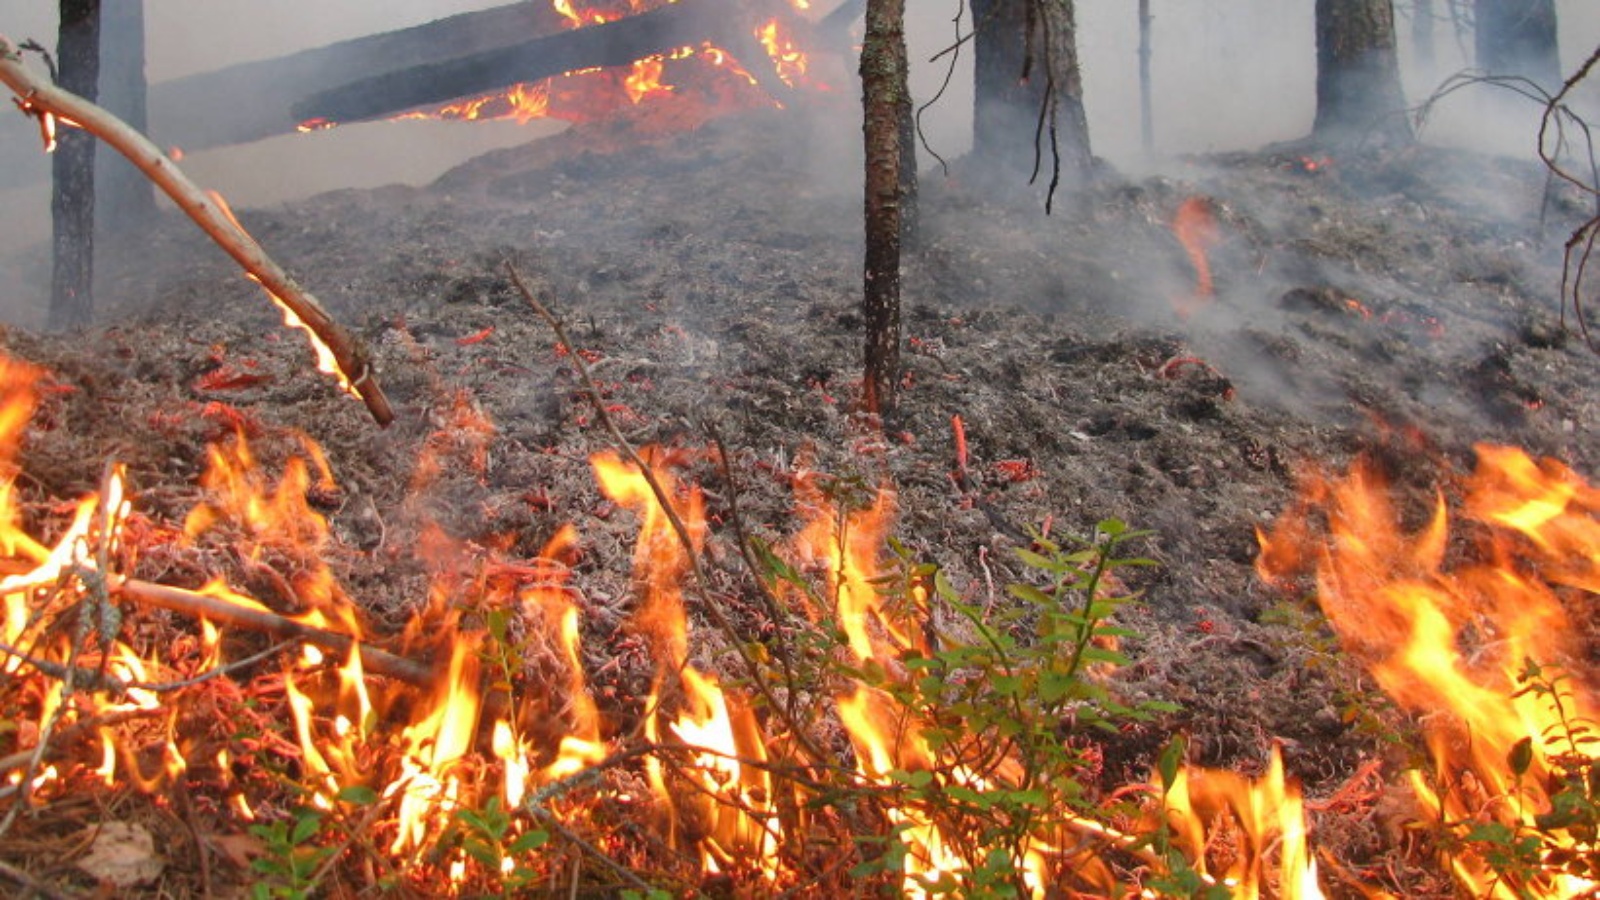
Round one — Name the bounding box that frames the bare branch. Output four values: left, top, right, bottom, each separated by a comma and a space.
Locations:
0, 36, 394, 426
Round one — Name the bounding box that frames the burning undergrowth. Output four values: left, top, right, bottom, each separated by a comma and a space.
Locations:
0, 100, 1597, 896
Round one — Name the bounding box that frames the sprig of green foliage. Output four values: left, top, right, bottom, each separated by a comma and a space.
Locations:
845, 519, 1178, 896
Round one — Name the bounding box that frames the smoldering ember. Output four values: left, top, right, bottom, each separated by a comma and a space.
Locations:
0, 1, 1598, 897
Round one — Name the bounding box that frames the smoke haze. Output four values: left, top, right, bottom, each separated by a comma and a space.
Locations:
0, 0, 1596, 294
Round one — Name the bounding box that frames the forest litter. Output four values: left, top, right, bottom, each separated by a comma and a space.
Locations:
0, 96, 1596, 896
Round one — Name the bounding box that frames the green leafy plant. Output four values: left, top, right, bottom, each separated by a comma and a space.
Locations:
845, 519, 1178, 896
448, 794, 549, 895
249, 807, 337, 900
1458, 659, 1600, 894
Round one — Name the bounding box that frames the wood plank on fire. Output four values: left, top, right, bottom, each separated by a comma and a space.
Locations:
290, 0, 804, 128
147, 2, 570, 153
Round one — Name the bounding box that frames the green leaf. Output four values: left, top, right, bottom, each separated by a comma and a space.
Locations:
891, 769, 934, 789
1158, 735, 1187, 794
463, 837, 502, 869
336, 785, 378, 806
1007, 583, 1055, 607
508, 829, 550, 855
290, 812, 322, 846
1508, 736, 1535, 777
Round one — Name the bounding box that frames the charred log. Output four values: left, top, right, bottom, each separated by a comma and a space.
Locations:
148, 2, 569, 152
291, 0, 799, 128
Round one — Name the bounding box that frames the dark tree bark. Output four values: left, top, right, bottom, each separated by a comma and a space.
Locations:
861, 0, 912, 418
51, 0, 100, 330
1474, 0, 1560, 91
970, 0, 1091, 206
1313, 0, 1414, 147
95, 0, 154, 236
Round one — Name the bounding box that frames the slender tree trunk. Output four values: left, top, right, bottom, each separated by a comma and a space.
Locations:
1474, 0, 1560, 91
51, 0, 100, 330
970, 0, 1091, 205
861, 0, 912, 418
96, 0, 154, 236
1313, 0, 1414, 147
1414, 0, 1436, 80
1138, 0, 1154, 154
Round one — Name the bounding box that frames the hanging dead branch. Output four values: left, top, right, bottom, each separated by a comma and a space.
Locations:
1540, 46, 1600, 354
0, 36, 395, 426
1414, 48, 1600, 354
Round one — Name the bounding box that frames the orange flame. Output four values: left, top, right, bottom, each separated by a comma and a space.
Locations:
593, 448, 782, 879
1163, 746, 1325, 899
1171, 196, 1220, 317
1258, 445, 1599, 898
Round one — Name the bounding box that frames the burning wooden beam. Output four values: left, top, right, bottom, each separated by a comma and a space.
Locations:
147, 2, 570, 151
291, 0, 801, 128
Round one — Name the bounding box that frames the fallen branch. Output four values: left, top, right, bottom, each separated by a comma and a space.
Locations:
0, 36, 394, 427
112, 577, 431, 686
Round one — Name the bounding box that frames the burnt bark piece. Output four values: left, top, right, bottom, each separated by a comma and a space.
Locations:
149, 2, 569, 152
292, 0, 798, 127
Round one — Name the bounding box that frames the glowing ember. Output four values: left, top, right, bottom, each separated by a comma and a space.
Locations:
1258, 444, 1599, 898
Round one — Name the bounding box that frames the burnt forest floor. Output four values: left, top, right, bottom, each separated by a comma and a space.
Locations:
1, 94, 1597, 896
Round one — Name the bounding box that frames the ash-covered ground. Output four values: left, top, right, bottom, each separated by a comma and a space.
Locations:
1, 94, 1596, 889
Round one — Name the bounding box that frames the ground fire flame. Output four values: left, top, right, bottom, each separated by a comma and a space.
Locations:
0, 343, 1595, 895
1258, 446, 1599, 899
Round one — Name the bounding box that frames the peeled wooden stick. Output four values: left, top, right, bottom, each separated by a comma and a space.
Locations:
0, 36, 393, 427
112, 576, 431, 686
113, 576, 514, 717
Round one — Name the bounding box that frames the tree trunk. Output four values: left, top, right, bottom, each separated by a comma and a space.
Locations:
51, 0, 100, 330
1139, 0, 1154, 154
96, 0, 154, 236
1414, 0, 1436, 80
970, 0, 1091, 206
1474, 0, 1560, 91
1313, 0, 1414, 147
861, 0, 911, 418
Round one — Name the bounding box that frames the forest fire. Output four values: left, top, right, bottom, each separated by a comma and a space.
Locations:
1257, 446, 1600, 899
0, 328, 1593, 897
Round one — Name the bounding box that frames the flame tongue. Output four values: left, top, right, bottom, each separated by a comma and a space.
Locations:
1258, 444, 1599, 898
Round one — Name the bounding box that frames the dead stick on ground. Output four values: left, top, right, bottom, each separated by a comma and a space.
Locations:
0, 36, 393, 427
112, 577, 432, 686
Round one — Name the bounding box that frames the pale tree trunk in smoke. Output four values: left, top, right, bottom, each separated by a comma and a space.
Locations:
1474, 0, 1560, 91
52, 0, 100, 330
1139, 0, 1153, 154
1413, 0, 1436, 80
96, 0, 154, 236
1313, 0, 1415, 147
861, 0, 913, 417
970, 0, 1091, 208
